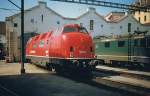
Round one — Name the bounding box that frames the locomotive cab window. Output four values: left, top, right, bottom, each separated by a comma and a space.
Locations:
63, 27, 78, 33
134, 39, 139, 47
146, 37, 150, 48
104, 42, 110, 48
118, 41, 125, 47
140, 38, 146, 47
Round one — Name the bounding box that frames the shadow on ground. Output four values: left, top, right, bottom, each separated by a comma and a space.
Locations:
0, 72, 142, 96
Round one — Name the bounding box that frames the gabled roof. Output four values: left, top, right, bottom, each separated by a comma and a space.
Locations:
105, 11, 127, 23
6, 1, 91, 21
62, 11, 89, 20
6, 5, 39, 20
5, 1, 149, 27
6, 1, 66, 20
105, 11, 125, 18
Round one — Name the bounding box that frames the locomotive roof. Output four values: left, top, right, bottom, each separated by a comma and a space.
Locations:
51, 24, 81, 36
28, 24, 83, 41
94, 35, 147, 42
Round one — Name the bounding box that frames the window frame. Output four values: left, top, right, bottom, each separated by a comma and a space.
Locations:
104, 42, 110, 48
14, 23, 18, 27
144, 16, 147, 22
128, 23, 131, 33
118, 40, 125, 47
90, 20, 94, 30
41, 14, 43, 23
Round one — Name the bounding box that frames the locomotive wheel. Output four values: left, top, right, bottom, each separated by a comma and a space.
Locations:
46, 63, 55, 72
55, 65, 66, 74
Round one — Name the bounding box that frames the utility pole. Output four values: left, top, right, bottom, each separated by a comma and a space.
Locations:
128, 21, 132, 66
7, 0, 25, 74
21, 0, 25, 74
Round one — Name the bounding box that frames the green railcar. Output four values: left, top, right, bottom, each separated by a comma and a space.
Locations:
94, 35, 150, 68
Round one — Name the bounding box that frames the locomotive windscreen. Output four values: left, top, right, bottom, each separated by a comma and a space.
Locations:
63, 27, 78, 33
63, 26, 88, 34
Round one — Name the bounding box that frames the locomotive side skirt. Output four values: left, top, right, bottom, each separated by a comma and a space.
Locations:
26, 55, 98, 75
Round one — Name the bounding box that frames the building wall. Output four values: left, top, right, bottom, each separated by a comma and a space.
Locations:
0, 22, 6, 35
5, 1, 150, 61
134, 11, 150, 24
0, 21, 6, 57
0, 22, 6, 44
133, 0, 150, 24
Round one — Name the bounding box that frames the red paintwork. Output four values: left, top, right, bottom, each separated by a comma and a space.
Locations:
26, 24, 95, 59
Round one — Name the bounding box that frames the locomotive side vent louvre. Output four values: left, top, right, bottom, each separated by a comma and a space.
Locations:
33, 43, 37, 48
70, 46, 74, 58
46, 40, 49, 45
90, 46, 93, 52
70, 46, 74, 52
39, 40, 44, 47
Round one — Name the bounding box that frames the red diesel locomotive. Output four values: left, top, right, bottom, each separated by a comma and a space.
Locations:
26, 24, 98, 75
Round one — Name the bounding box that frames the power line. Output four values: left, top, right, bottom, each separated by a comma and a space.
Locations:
50, 0, 150, 12
7, 0, 21, 9
0, 8, 19, 11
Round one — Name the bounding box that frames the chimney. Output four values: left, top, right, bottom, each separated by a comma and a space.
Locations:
38, 1, 47, 7
87, 7, 96, 12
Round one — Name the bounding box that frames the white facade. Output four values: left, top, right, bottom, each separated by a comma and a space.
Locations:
5, 1, 150, 61
6, 1, 150, 37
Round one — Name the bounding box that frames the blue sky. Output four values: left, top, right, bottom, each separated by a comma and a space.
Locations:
0, 0, 136, 21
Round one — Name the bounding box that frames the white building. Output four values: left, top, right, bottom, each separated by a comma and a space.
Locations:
6, 1, 150, 61
0, 22, 6, 43
0, 21, 6, 55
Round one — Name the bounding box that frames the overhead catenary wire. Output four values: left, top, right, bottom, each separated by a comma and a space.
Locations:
7, 0, 21, 9
50, 0, 150, 12
0, 8, 19, 11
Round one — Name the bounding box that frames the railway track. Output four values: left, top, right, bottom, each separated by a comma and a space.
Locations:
92, 71, 150, 96
36, 63, 150, 96
96, 65, 150, 80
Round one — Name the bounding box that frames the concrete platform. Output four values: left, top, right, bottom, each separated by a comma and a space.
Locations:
102, 76, 150, 89
0, 62, 50, 76
0, 61, 138, 96
96, 65, 150, 79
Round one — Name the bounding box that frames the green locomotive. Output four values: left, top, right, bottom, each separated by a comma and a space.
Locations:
94, 35, 150, 69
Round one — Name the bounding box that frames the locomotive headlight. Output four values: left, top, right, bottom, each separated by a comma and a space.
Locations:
70, 46, 74, 58
62, 35, 66, 40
